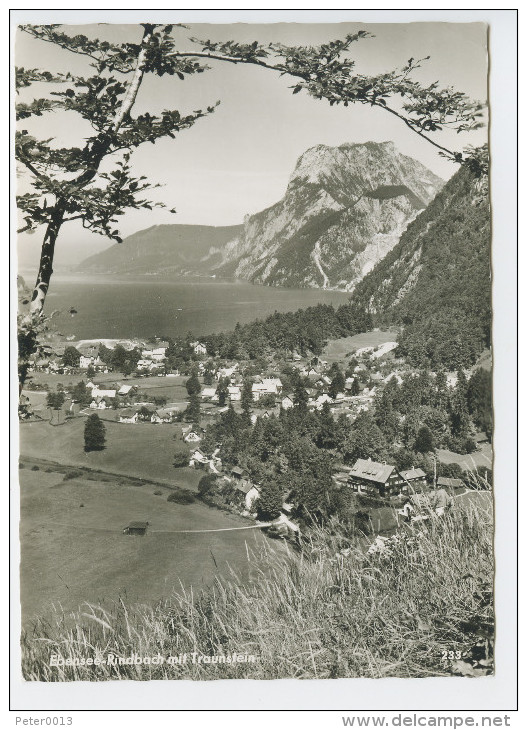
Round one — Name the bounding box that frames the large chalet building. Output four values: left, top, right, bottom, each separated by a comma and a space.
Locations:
348, 459, 427, 497
348, 459, 404, 497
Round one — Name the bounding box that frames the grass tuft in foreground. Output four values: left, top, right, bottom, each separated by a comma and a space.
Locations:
21, 498, 493, 681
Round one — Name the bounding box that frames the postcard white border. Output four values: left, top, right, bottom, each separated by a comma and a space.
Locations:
7, 5, 518, 716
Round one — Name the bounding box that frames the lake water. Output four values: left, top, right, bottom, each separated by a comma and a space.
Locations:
24, 273, 351, 340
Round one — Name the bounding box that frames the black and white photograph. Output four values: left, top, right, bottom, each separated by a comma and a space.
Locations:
11, 8, 516, 708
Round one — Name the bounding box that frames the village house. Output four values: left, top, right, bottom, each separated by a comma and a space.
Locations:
190, 341, 207, 356
117, 384, 136, 397
399, 467, 427, 490
90, 397, 107, 410
184, 430, 202, 443
251, 378, 283, 401
91, 388, 117, 401
140, 346, 167, 362
235, 480, 261, 511
119, 409, 139, 424
230, 466, 247, 480
436, 476, 465, 490
80, 354, 104, 369
371, 342, 398, 359
311, 393, 333, 410
281, 395, 295, 410
136, 359, 150, 370
216, 364, 239, 381
188, 448, 221, 473
189, 448, 209, 469
123, 521, 149, 536
150, 347, 167, 361
348, 458, 405, 497
201, 387, 218, 401
151, 410, 172, 424
228, 385, 241, 402
141, 347, 165, 360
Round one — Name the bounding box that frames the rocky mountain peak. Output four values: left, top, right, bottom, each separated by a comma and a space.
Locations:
214, 141, 445, 290
79, 140, 445, 293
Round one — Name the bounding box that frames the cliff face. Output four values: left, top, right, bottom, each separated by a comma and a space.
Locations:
212, 141, 444, 290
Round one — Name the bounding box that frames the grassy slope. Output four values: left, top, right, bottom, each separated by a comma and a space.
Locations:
19, 419, 195, 488
322, 330, 399, 363
19, 467, 271, 622
22, 497, 493, 681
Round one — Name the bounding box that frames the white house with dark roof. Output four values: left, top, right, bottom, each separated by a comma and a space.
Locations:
119, 409, 138, 424
235, 480, 261, 511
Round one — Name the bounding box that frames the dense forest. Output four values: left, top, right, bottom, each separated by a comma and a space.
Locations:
174, 303, 374, 363
351, 165, 491, 370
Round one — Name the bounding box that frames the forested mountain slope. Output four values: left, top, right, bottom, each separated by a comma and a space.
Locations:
350, 165, 491, 369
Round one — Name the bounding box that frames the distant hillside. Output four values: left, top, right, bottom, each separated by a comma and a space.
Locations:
350, 165, 491, 370
78, 223, 243, 275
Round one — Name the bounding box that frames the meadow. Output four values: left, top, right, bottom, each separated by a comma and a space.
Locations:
19, 418, 195, 487
19, 465, 272, 623
322, 329, 398, 363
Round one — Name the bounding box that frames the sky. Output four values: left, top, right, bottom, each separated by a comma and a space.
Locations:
15, 21, 488, 269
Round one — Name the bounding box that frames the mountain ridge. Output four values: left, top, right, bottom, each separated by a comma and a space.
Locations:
78, 223, 243, 276
78, 141, 444, 290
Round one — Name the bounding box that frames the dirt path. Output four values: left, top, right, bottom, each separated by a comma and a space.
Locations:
32, 520, 272, 535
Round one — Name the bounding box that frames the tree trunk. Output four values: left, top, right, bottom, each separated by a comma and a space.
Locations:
29, 201, 65, 316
